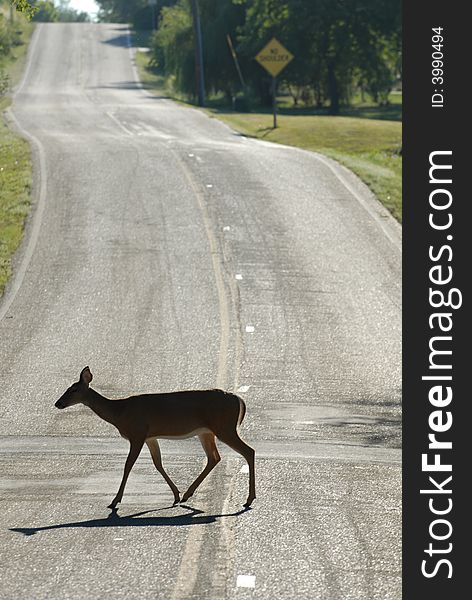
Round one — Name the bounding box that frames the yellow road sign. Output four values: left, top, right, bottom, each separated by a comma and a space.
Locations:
255, 38, 294, 78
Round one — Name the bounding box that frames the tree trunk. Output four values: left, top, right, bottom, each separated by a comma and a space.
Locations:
327, 61, 339, 115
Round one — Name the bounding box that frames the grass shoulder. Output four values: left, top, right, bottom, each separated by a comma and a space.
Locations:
0, 17, 34, 297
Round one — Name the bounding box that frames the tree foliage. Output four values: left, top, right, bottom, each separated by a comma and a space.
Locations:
6, 1, 90, 22
1, 3, 24, 60
94, 0, 175, 29
10, 0, 38, 20
152, 1, 194, 95
31, 1, 57, 21
1, 2, 26, 96
235, 0, 401, 112
65, 1, 402, 111
150, 0, 246, 100
29, 1, 90, 22
147, 0, 400, 112
95, 0, 143, 23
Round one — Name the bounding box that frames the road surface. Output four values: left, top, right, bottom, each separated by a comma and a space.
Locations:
0, 23, 401, 600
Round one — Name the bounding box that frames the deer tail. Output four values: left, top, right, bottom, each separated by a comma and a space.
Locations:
237, 395, 247, 426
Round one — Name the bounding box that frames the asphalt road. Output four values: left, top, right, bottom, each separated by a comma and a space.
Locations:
0, 23, 402, 600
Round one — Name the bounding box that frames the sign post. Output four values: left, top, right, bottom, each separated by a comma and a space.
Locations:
272, 76, 277, 129
255, 38, 294, 129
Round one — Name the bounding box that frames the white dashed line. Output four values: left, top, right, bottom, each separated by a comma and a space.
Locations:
223, 226, 231, 231
206, 184, 213, 188
188, 153, 194, 157
245, 325, 255, 333
237, 385, 250, 393
105, 111, 133, 136
235, 273, 243, 280
236, 575, 256, 588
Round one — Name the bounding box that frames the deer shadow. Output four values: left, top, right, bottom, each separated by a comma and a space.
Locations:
10, 504, 251, 537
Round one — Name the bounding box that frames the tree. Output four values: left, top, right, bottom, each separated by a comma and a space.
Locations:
94, 0, 175, 29
56, 0, 90, 22
2, 2, 31, 97
199, 0, 246, 99
143, 0, 402, 110
94, 0, 145, 23
0, 14, 14, 57
151, 1, 195, 96
31, 1, 58, 21
11, 1, 90, 24
10, 0, 37, 19
236, 0, 401, 113
150, 0, 246, 102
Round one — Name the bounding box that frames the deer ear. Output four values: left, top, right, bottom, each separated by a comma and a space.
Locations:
80, 366, 93, 386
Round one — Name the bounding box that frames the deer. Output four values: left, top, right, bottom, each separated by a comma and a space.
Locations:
54, 367, 255, 509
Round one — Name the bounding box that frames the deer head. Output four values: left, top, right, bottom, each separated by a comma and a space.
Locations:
55, 366, 93, 409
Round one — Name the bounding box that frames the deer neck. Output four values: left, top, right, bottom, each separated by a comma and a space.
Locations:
83, 388, 122, 427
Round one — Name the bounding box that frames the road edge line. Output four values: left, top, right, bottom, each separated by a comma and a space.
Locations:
292, 145, 402, 251
0, 25, 48, 323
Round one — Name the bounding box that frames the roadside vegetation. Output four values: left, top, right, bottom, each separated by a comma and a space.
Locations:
99, 0, 401, 115
29, 1, 91, 23
9, 0, 91, 23
103, 0, 402, 221
0, 2, 33, 296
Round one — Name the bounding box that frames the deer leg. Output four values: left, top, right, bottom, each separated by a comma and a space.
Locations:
216, 431, 256, 507
181, 433, 221, 503
146, 438, 180, 505
108, 439, 144, 509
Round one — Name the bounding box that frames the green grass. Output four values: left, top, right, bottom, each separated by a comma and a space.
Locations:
0, 115, 32, 296
0, 16, 34, 296
133, 33, 402, 222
